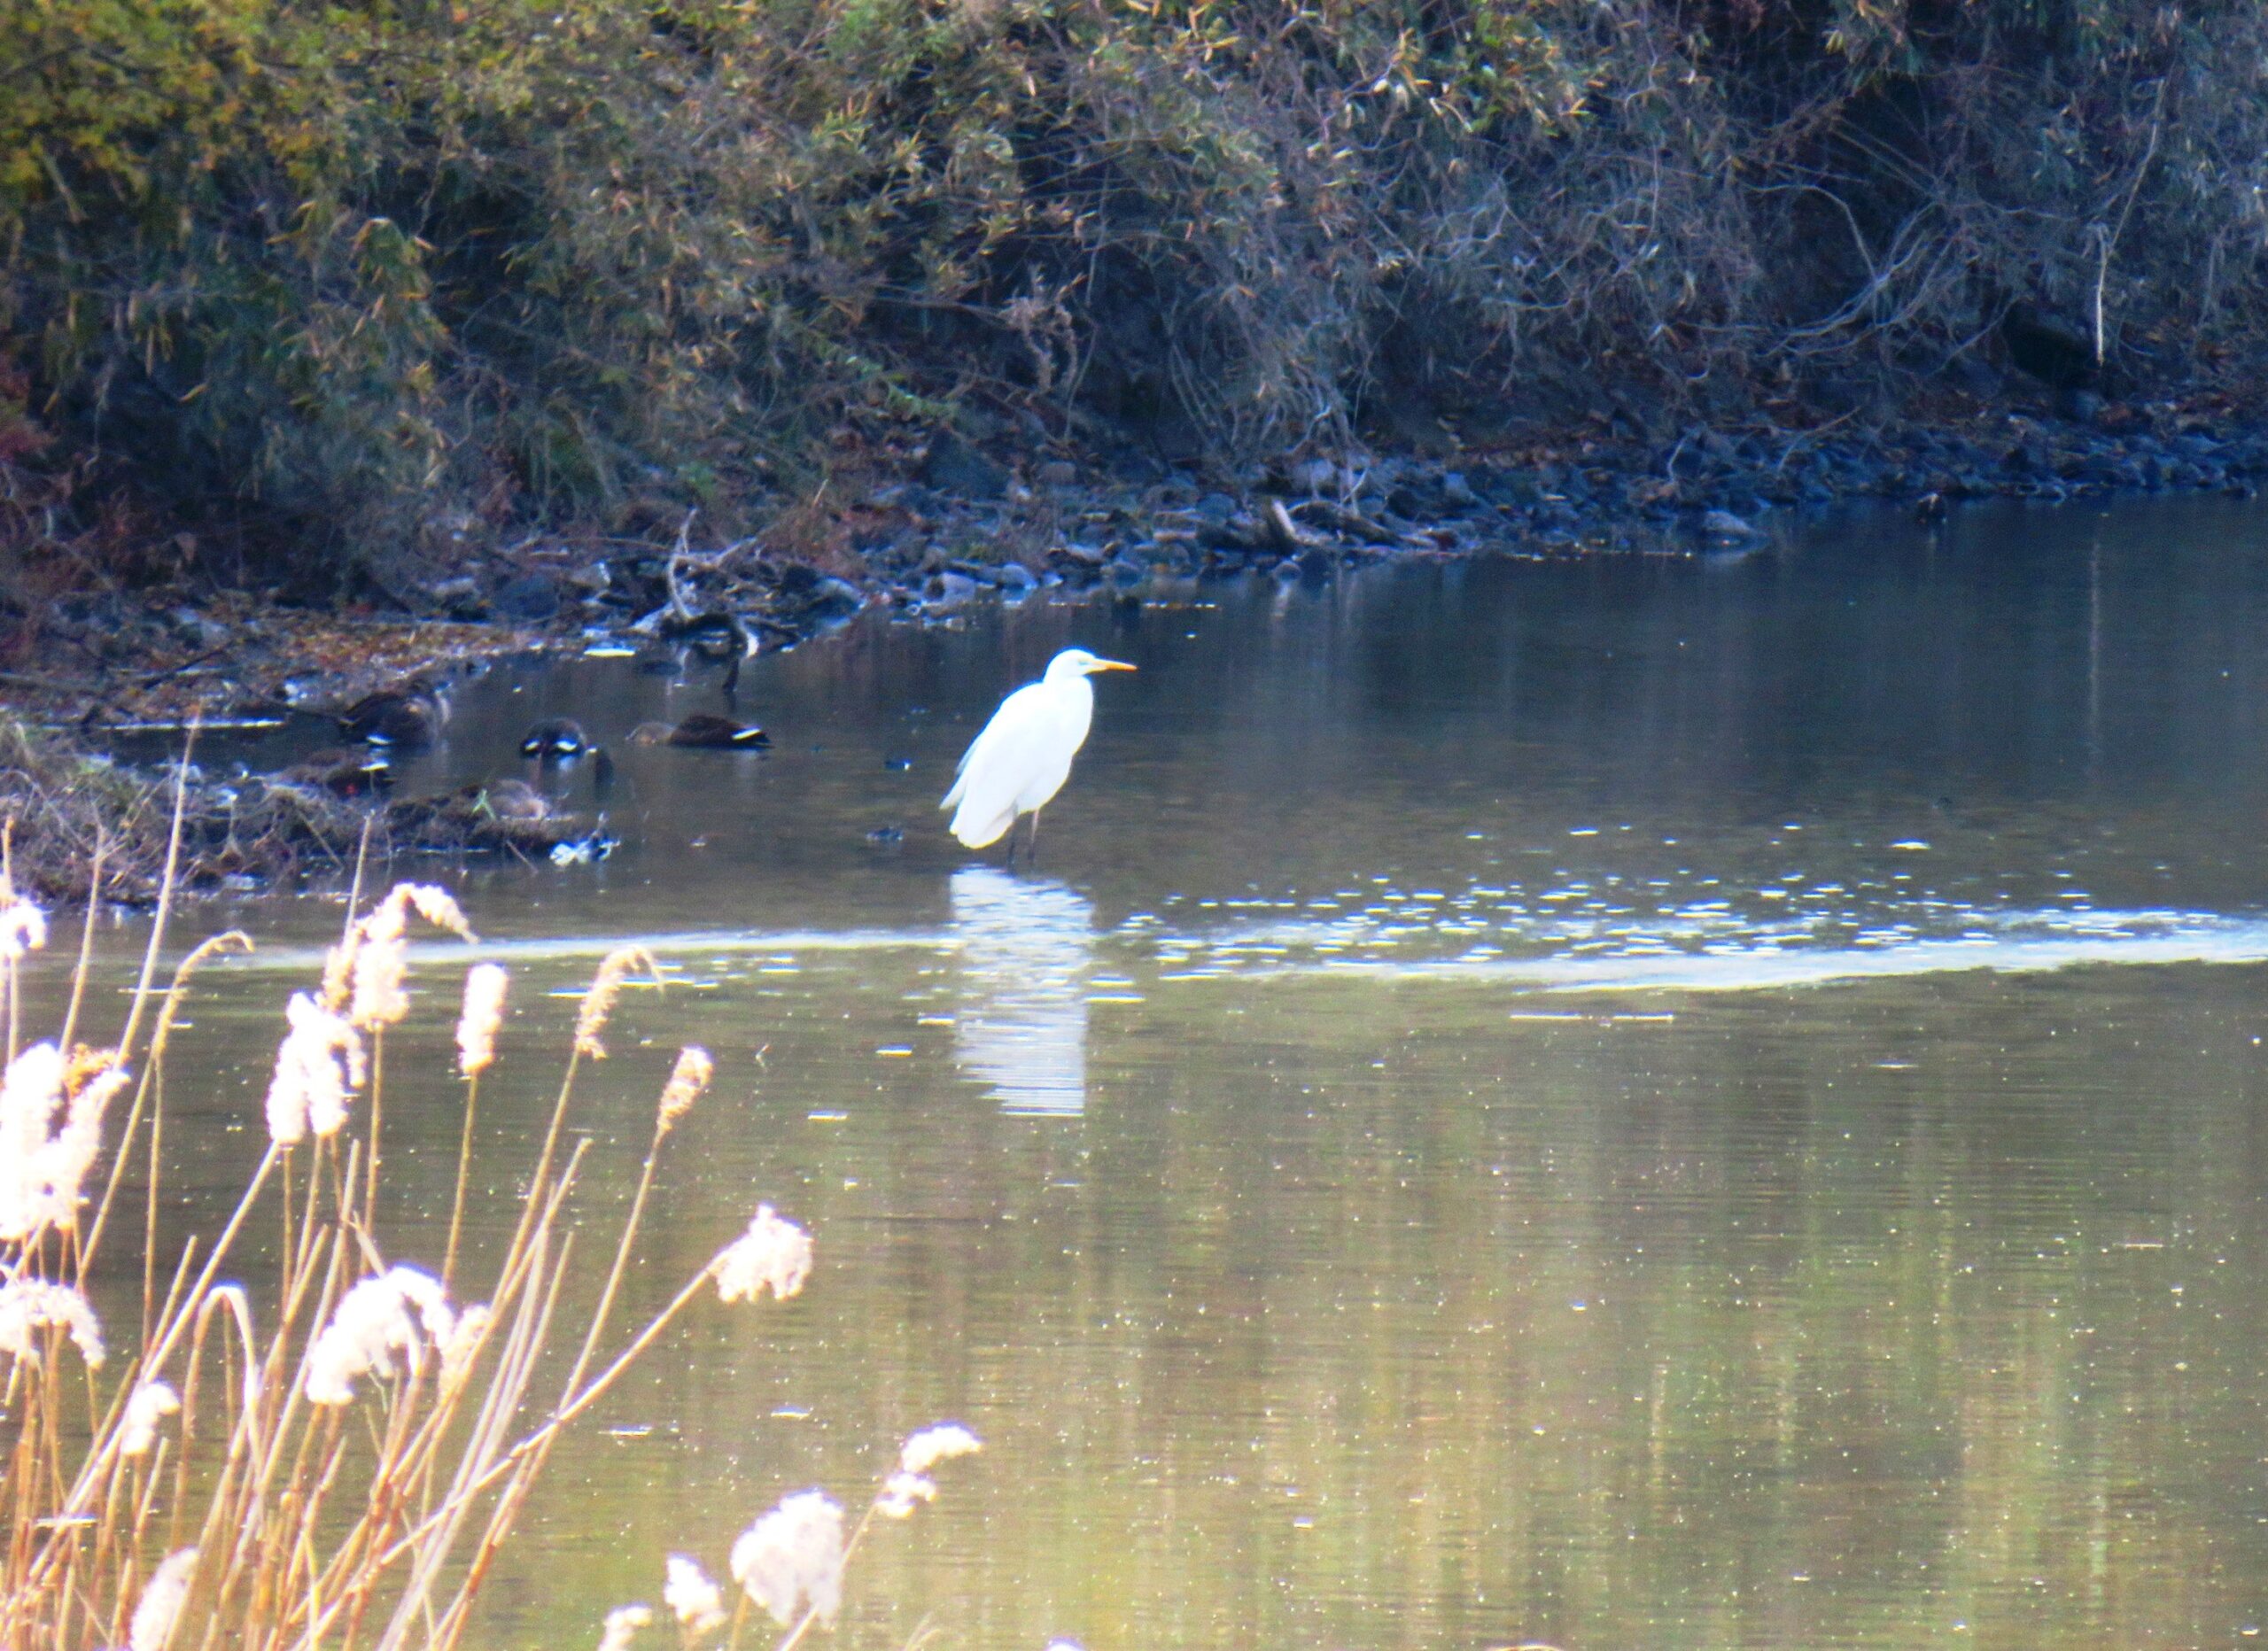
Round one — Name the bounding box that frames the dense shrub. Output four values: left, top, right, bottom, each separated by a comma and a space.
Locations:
1, 0, 2263, 579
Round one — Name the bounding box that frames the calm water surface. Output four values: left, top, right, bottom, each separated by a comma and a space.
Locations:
122, 496, 2268, 1647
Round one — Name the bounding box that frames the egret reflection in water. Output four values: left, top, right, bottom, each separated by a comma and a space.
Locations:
948, 866, 1094, 1114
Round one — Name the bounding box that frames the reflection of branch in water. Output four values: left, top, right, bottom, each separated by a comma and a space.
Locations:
950, 867, 1093, 1116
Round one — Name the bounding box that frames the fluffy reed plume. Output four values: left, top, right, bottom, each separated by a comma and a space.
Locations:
0, 897, 47, 960
127, 1548, 198, 1651
264, 990, 366, 1144
711, 1205, 813, 1304
319, 880, 480, 1029
0, 1042, 125, 1241
731, 1491, 847, 1630
348, 899, 410, 1027
400, 882, 476, 939
874, 1473, 936, 1519
663, 1554, 727, 1634
880, 1423, 983, 1519
0, 1042, 66, 1236
595, 1602, 653, 1651
0, 868, 843, 1651
656, 1044, 712, 1133
456, 961, 509, 1075
303, 1264, 457, 1406
899, 1422, 983, 1477
117, 1381, 181, 1458
0, 1276, 105, 1367
574, 944, 660, 1059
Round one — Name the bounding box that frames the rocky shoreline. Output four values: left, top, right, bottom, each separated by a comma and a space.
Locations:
419, 390, 2266, 660
4, 390, 2262, 902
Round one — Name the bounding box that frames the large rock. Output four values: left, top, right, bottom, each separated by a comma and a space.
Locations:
493, 571, 562, 621
920, 432, 1008, 500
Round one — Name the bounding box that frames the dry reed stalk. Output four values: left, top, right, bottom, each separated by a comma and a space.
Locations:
443, 963, 508, 1291
0, 857, 822, 1651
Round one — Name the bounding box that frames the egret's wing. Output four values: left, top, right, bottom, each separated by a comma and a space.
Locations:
943, 682, 1040, 807
941, 683, 1058, 846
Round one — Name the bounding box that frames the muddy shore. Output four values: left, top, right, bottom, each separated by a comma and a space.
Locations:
4, 390, 2262, 903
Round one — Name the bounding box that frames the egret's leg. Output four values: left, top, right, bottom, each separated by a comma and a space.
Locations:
1026, 808, 1042, 864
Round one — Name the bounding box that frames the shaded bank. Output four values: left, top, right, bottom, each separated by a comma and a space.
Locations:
4, 0, 2266, 607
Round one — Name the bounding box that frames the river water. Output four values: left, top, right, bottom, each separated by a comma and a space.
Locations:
123, 495, 2268, 1647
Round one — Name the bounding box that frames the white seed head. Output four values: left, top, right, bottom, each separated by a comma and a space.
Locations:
663, 1554, 727, 1633
0, 1277, 105, 1368
711, 1205, 812, 1306
594, 1602, 653, 1651
575, 945, 656, 1059
119, 1380, 183, 1458
401, 883, 476, 941
47, 1060, 124, 1232
336, 883, 478, 1030
348, 926, 409, 1031
656, 1045, 713, 1132
266, 992, 366, 1145
0, 1043, 124, 1242
0, 898, 47, 961
128, 1547, 199, 1651
898, 1422, 983, 1477
455, 963, 509, 1077
304, 1266, 455, 1406
729, 1490, 845, 1629
0, 1040, 64, 1240
876, 1470, 936, 1519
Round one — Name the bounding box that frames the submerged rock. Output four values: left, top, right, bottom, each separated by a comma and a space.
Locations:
1701, 508, 1761, 539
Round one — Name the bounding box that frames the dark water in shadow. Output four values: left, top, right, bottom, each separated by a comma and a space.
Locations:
118, 495, 2268, 1647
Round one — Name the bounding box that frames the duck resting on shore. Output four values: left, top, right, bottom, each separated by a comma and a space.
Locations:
276, 747, 392, 798
338, 680, 451, 747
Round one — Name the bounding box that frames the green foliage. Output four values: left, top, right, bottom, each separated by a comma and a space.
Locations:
0, 0, 2264, 577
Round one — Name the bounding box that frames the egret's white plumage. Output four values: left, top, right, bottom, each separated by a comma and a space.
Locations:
943, 649, 1135, 849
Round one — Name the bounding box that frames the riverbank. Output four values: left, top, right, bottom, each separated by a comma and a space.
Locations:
22, 377, 2268, 717
3, 378, 2262, 904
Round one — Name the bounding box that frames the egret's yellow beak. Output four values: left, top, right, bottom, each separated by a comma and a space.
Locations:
1092, 659, 1137, 672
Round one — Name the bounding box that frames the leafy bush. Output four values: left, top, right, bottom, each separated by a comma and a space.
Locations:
1, 0, 2264, 580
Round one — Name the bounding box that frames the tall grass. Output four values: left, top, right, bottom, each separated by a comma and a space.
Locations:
0, 858, 980, 1650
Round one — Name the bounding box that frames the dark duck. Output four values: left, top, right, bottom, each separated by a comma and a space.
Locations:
627, 713, 769, 749
276, 747, 392, 798
520, 718, 597, 760
338, 679, 450, 747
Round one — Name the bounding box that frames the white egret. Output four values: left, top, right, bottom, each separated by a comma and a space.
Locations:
943, 648, 1136, 853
